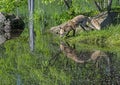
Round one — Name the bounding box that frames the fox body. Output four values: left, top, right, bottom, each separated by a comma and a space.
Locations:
59, 15, 102, 37
59, 15, 89, 37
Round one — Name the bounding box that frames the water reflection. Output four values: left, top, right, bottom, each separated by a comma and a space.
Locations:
1, 34, 120, 85
0, 29, 24, 45
60, 41, 108, 64
59, 41, 120, 85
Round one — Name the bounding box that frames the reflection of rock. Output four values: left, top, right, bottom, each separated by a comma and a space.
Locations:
60, 42, 108, 64
0, 12, 25, 44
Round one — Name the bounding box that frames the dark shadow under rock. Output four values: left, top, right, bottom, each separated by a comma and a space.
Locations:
0, 12, 25, 44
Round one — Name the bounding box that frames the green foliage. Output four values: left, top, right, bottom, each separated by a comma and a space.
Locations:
0, 0, 27, 12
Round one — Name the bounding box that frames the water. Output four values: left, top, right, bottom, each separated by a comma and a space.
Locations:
59, 41, 120, 85
0, 33, 120, 85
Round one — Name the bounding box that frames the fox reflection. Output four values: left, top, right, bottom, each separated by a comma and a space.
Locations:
60, 42, 108, 63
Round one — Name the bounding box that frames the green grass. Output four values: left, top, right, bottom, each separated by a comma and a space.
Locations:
65, 24, 120, 48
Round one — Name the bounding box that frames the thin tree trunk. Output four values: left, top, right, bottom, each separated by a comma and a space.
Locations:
94, 0, 112, 12
107, 0, 112, 12
28, 0, 34, 51
100, 0, 103, 9
63, 0, 72, 9
117, 0, 120, 5
16, 7, 19, 16
94, 1, 102, 12
103, 0, 106, 8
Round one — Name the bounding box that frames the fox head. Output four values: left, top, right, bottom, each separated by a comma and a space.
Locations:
59, 27, 66, 37
50, 26, 61, 34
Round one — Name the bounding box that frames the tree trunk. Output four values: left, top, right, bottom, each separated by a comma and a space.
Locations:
28, 0, 34, 52
63, 0, 72, 9
94, 0, 112, 12
94, 0, 102, 12
107, 0, 112, 12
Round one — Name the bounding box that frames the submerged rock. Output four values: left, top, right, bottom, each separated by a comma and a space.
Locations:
0, 12, 25, 44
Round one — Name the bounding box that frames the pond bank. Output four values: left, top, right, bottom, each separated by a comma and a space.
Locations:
64, 24, 120, 51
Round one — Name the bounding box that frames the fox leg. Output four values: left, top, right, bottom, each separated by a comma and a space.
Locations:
73, 29, 75, 36
80, 24, 87, 31
79, 18, 88, 31
66, 30, 70, 37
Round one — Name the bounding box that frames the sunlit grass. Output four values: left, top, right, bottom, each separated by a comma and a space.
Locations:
67, 24, 120, 46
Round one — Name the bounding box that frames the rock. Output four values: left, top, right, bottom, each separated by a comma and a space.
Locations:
0, 35, 6, 45
89, 11, 118, 29
0, 12, 25, 44
0, 13, 6, 32
10, 16, 25, 38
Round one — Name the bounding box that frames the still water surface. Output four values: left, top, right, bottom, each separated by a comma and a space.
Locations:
0, 33, 120, 85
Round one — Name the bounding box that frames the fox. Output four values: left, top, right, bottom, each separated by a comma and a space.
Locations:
59, 15, 89, 37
